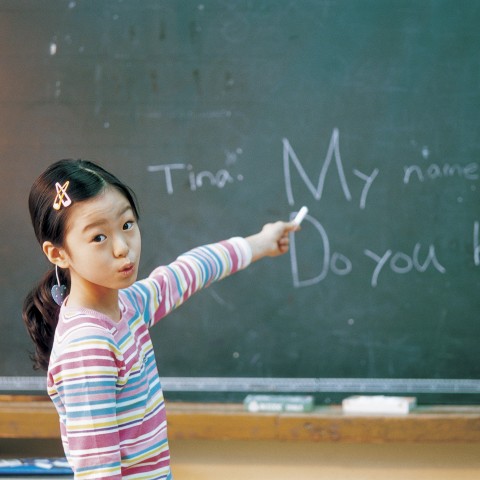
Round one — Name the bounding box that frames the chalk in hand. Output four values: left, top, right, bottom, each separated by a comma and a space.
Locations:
293, 206, 308, 225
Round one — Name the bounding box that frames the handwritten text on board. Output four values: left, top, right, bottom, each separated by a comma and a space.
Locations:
148, 129, 479, 288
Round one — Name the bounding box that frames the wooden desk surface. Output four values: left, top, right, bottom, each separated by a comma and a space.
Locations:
1, 396, 479, 443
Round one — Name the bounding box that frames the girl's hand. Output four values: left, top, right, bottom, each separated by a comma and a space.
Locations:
245, 221, 299, 262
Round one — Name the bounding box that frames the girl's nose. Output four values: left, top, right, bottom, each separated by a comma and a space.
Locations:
113, 235, 129, 258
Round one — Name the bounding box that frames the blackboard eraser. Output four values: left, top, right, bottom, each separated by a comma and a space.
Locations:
342, 395, 417, 415
243, 394, 314, 413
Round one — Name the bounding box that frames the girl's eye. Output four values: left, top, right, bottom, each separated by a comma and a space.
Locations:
93, 234, 106, 243
123, 221, 134, 231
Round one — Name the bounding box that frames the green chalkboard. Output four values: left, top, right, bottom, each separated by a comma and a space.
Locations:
1, 0, 479, 403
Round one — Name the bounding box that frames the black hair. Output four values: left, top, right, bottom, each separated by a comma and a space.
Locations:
22, 159, 139, 370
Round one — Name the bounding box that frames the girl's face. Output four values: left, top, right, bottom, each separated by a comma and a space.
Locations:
61, 186, 141, 300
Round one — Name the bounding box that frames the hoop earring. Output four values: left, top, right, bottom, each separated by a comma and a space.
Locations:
51, 265, 67, 306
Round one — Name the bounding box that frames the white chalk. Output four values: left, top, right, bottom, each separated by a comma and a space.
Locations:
293, 206, 308, 225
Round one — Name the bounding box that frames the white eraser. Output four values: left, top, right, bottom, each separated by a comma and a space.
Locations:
293, 206, 308, 225
342, 395, 416, 415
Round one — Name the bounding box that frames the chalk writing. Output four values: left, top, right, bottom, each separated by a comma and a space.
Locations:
283, 128, 467, 288
289, 213, 352, 288
353, 168, 379, 210
289, 214, 446, 288
145, 128, 476, 290
474, 221, 480, 266
147, 163, 243, 194
364, 244, 446, 288
283, 129, 378, 210
403, 162, 479, 184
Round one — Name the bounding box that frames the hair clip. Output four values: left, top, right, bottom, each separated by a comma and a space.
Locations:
51, 265, 67, 306
53, 180, 72, 210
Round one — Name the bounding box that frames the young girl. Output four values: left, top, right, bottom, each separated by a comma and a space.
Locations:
23, 159, 296, 479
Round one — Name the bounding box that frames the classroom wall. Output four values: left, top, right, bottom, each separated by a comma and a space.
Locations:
1, 438, 479, 480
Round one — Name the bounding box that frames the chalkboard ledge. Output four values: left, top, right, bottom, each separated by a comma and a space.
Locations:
1, 396, 479, 443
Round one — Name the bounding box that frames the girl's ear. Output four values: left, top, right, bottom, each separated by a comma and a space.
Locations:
42, 241, 69, 268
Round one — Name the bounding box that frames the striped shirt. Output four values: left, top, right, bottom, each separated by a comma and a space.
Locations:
47, 238, 252, 479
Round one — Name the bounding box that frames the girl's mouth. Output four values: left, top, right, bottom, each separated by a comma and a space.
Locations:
119, 262, 135, 277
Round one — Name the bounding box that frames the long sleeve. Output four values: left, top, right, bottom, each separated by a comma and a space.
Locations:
127, 237, 252, 328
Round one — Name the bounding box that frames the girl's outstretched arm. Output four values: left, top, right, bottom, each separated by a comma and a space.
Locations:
245, 221, 298, 262
130, 220, 297, 327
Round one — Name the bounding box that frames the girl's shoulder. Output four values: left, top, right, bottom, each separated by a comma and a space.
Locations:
56, 305, 121, 341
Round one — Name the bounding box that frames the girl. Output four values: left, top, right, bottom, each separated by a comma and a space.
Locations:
23, 159, 296, 479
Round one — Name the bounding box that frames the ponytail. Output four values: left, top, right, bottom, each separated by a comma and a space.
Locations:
22, 267, 69, 371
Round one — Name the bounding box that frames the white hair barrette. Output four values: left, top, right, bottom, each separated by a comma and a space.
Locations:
53, 180, 72, 210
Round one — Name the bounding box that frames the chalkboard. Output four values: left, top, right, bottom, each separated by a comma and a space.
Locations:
1, 0, 480, 404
